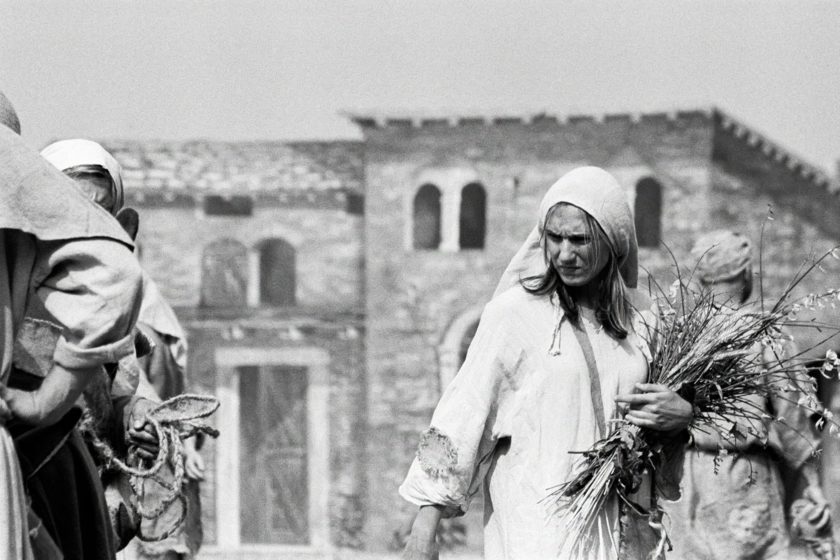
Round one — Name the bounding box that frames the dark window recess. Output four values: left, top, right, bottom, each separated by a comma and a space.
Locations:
203, 195, 254, 216
346, 192, 364, 215
459, 183, 486, 249
259, 238, 296, 306
413, 183, 442, 250
634, 177, 663, 248
200, 239, 249, 307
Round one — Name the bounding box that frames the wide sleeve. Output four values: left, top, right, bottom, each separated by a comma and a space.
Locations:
399, 298, 521, 516
32, 238, 143, 371
766, 338, 820, 470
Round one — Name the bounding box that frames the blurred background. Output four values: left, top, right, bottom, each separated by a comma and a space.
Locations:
3, 1, 840, 558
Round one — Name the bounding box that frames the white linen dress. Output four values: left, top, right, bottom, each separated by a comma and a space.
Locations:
400, 286, 657, 560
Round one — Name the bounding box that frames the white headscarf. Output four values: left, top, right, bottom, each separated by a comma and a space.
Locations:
41, 139, 124, 215
494, 166, 638, 297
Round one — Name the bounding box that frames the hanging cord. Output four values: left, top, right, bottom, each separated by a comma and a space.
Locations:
80, 394, 219, 542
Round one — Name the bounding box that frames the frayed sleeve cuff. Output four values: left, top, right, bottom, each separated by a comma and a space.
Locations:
52, 331, 136, 370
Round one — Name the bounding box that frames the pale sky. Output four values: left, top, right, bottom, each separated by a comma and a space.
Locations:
2, 0, 839, 172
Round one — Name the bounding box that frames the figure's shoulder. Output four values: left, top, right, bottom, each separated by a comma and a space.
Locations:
486, 285, 548, 316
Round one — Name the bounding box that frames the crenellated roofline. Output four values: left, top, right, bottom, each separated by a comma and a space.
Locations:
342, 107, 712, 129
345, 106, 836, 193
712, 108, 834, 190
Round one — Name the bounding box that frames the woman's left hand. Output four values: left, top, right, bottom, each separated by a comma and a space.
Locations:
615, 383, 693, 432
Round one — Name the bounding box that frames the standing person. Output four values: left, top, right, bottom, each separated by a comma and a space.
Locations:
0, 95, 143, 559
663, 230, 831, 559
400, 167, 693, 560
42, 138, 206, 559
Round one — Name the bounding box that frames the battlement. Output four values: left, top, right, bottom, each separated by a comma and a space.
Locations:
344, 107, 714, 129
713, 108, 833, 189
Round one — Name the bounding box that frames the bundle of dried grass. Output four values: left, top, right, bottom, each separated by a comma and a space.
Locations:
547, 245, 840, 558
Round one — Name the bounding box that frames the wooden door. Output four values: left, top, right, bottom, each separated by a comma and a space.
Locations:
239, 365, 309, 544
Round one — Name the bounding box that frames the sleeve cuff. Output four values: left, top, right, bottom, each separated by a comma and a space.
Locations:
52, 331, 136, 370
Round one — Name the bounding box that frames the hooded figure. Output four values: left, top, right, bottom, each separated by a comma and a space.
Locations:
0, 100, 142, 559
399, 167, 691, 560
42, 139, 203, 557
41, 138, 125, 216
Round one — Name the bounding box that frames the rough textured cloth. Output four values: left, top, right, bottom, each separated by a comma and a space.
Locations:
0, 125, 133, 244
139, 274, 187, 374
0, 125, 141, 560
691, 230, 752, 284
495, 166, 638, 297
400, 286, 659, 560
134, 322, 202, 558
41, 138, 125, 215
662, 338, 819, 560
11, 416, 117, 560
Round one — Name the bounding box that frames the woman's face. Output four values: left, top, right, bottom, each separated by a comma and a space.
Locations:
544, 204, 611, 287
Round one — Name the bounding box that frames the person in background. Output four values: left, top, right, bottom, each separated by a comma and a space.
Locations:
42, 138, 206, 560
663, 230, 832, 559
0, 91, 143, 559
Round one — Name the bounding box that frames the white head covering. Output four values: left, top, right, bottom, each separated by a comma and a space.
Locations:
40, 139, 124, 215
494, 166, 638, 297
692, 230, 752, 284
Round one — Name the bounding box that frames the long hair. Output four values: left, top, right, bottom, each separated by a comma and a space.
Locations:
521, 203, 633, 339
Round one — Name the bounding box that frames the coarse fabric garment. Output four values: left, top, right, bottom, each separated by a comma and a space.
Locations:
691, 230, 752, 284
663, 339, 818, 560
400, 285, 659, 560
0, 124, 141, 560
0, 126, 133, 245
134, 318, 202, 558
12, 418, 118, 560
139, 274, 187, 374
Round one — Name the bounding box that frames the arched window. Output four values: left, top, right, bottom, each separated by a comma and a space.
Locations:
413, 184, 442, 250
634, 177, 663, 248
201, 239, 249, 307
459, 183, 486, 249
258, 238, 296, 306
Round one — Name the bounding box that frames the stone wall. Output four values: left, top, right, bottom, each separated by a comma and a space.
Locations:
181, 314, 366, 550
360, 112, 715, 551
132, 201, 364, 311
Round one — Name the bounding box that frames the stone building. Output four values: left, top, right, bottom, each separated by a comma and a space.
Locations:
104, 106, 840, 559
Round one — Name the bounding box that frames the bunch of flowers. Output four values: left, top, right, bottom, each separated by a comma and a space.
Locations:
547, 245, 840, 558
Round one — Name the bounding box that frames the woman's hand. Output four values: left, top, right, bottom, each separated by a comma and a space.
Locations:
402, 506, 442, 560
615, 383, 693, 432
0, 386, 45, 424
127, 397, 160, 461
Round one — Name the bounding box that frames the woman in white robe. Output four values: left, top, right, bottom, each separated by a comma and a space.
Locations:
400, 167, 693, 560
